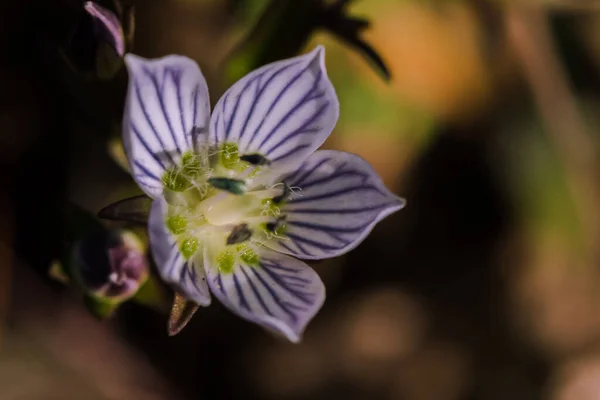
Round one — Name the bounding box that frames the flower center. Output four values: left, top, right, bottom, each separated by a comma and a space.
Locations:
202, 194, 260, 226
161, 143, 290, 273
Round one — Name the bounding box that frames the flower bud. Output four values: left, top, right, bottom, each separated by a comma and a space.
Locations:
75, 229, 148, 302
84, 1, 125, 57
63, 1, 134, 79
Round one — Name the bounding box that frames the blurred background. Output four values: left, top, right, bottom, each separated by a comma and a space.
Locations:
3, 0, 600, 399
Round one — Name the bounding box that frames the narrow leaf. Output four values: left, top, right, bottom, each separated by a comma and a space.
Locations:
320, 3, 391, 82
98, 195, 152, 224
341, 35, 391, 81
167, 292, 199, 336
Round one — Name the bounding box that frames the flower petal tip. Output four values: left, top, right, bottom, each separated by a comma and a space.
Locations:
266, 322, 303, 343
123, 53, 149, 77
395, 196, 407, 210
389, 195, 407, 212
263, 282, 325, 343
262, 150, 405, 260
123, 53, 155, 72
309, 45, 329, 75
208, 43, 339, 168
122, 53, 210, 197
123, 52, 141, 65
307, 45, 328, 75
379, 196, 406, 221
204, 250, 325, 344
312, 44, 326, 58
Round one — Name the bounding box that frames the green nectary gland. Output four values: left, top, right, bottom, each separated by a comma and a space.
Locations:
180, 237, 199, 259
162, 151, 204, 192
220, 143, 240, 170
162, 143, 288, 272
237, 244, 259, 266
217, 250, 235, 274
166, 215, 187, 234
216, 245, 260, 274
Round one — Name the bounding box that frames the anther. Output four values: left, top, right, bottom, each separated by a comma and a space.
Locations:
226, 223, 253, 245
266, 215, 287, 232
240, 153, 271, 166
272, 183, 290, 204
208, 177, 246, 195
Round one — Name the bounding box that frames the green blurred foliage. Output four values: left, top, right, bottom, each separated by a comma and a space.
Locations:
500, 115, 586, 254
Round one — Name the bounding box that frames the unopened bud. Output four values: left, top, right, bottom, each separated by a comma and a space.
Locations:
75, 229, 148, 302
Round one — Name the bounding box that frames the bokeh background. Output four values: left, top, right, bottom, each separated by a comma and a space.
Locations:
4, 0, 600, 399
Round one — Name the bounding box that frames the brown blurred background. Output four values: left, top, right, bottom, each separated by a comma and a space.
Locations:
4, 0, 600, 399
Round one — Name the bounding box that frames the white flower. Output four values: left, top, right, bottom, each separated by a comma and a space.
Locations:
122, 46, 405, 342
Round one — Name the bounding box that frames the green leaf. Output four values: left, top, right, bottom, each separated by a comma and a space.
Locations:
132, 274, 170, 313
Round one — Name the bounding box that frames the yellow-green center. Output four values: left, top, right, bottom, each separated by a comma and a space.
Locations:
162, 143, 289, 274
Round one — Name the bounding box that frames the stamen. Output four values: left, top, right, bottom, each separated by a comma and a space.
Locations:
235, 165, 257, 181
226, 223, 253, 245
240, 153, 271, 166
248, 188, 280, 200
273, 183, 291, 204
243, 215, 277, 225
266, 215, 287, 232
208, 177, 246, 195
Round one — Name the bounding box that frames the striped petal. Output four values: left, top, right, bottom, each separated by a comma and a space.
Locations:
209, 46, 338, 170
205, 248, 324, 343
268, 150, 405, 260
123, 54, 210, 197
148, 197, 211, 306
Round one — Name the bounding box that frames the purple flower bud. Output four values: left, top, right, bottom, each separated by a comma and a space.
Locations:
76, 229, 148, 302
84, 1, 125, 57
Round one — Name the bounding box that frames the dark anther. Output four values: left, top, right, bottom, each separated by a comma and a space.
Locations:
272, 183, 290, 204
208, 177, 246, 195
227, 223, 253, 245
266, 215, 287, 232
240, 153, 271, 166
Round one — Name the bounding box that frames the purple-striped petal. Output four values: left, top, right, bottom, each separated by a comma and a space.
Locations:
209, 46, 338, 170
204, 248, 324, 343
268, 150, 405, 260
148, 197, 211, 306
84, 1, 125, 56
123, 54, 211, 197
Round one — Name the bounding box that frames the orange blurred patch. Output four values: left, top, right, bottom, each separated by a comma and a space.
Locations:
326, 131, 413, 189
353, 2, 492, 123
